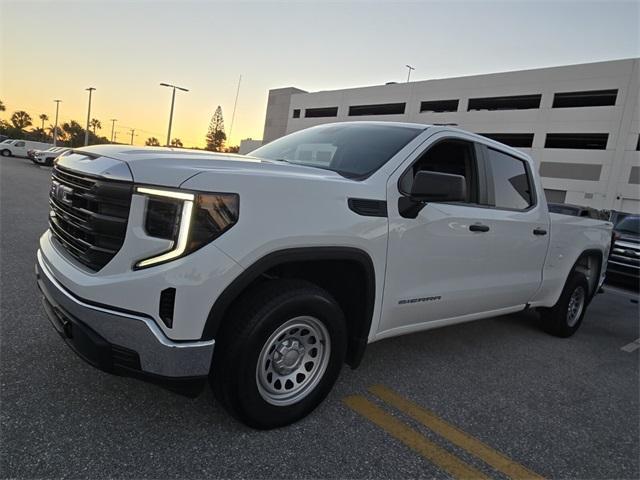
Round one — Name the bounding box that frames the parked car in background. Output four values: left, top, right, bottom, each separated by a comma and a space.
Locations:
548, 202, 607, 220
33, 147, 70, 166
36, 123, 612, 429
607, 215, 640, 282
0, 134, 8, 143
1, 139, 53, 158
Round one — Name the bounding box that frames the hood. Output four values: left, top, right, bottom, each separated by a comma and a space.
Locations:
71, 144, 343, 186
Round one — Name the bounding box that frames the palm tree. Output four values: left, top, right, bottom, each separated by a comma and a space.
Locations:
10, 111, 32, 130
0, 100, 5, 112
145, 137, 160, 146
39, 114, 49, 140
170, 138, 183, 148
39, 114, 49, 130
90, 118, 102, 135
47, 124, 63, 143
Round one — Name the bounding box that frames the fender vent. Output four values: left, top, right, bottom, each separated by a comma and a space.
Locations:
159, 288, 176, 328
348, 198, 387, 217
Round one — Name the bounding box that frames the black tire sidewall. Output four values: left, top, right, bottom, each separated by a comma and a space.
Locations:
545, 271, 590, 337
233, 289, 346, 429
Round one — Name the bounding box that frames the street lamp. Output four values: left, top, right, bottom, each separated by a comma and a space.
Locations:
110, 119, 118, 143
406, 65, 415, 83
53, 100, 61, 147
160, 82, 189, 146
84, 87, 96, 146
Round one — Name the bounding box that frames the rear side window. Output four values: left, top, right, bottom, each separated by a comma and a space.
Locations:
486, 148, 533, 210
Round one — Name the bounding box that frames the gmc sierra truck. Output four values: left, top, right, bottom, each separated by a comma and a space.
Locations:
36, 122, 612, 429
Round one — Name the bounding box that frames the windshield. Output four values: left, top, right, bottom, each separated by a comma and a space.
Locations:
251, 123, 424, 178
615, 216, 640, 235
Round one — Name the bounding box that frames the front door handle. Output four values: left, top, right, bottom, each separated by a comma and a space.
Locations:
469, 224, 490, 232
533, 228, 547, 236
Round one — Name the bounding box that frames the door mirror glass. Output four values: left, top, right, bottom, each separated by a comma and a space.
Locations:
410, 171, 466, 203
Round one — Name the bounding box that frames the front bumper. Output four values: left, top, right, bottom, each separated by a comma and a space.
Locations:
607, 259, 640, 280
36, 251, 215, 383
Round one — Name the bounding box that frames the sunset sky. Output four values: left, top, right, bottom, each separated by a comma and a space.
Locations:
1, 0, 638, 148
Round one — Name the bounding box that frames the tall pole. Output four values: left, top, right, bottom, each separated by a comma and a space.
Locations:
160, 83, 189, 147
228, 74, 242, 147
130, 129, 135, 145
110, 119, 117, 143
167, 88, 176, 146
406, 65, 415, 83
53, 100, 61, 147
84, 87, 96, 146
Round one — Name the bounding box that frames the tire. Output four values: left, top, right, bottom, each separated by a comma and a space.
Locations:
540, 271, 590, 338
1, 149, 10, 157
210, 279, 347, 429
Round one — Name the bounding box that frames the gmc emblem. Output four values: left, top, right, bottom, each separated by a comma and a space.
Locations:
52, 181, 73, 206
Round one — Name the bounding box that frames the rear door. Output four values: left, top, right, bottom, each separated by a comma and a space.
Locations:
475, 144, 550, 307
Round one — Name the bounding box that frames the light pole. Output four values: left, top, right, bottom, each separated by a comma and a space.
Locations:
84, 87, 96, 146
406, 65, 415, 83
110, 119, 117, 143
129, 128, 136, 145
160, 82, 189, 146
53, 100, 61, 147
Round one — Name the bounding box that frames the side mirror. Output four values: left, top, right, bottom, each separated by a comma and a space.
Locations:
410, 171, 466, 203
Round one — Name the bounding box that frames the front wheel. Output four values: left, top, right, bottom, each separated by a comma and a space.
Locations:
540, 271, 590, 337
1, 149, 11, 157
211, 279, 347, 429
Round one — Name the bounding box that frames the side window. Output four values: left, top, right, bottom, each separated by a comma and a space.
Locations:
15, 141, 25, 147
399, 139, 478, 204
486, 148, 533, 210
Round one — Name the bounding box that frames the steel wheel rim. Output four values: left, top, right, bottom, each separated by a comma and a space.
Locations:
567, 286, 585, 327
256, 316, 331, 406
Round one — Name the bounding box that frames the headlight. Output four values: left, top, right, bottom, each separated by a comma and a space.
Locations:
134, 187, 239, 269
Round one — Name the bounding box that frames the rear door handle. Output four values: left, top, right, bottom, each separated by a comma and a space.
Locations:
533, 228, 547, 236
469, 224, 490, 232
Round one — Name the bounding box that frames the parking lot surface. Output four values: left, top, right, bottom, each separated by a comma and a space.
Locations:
1, 155, 638, 479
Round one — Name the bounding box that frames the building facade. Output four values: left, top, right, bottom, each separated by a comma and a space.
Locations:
262, 58, 640, 213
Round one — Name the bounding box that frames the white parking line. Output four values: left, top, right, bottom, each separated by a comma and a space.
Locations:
621, 339, 640, 353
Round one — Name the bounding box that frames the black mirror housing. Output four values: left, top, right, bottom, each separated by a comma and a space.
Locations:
410, 171, 466, 203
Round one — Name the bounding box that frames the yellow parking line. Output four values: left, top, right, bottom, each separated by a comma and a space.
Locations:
369, 385, 544, 480
344, 395, 489, 480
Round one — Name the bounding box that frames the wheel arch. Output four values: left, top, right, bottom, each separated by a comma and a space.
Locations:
569, 248, 604, 302
201, 247, 376, 368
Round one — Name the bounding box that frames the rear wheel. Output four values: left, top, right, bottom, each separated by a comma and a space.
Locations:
1, 149, 10, 157
210, 279, 347, 429
540, 271, 590, 337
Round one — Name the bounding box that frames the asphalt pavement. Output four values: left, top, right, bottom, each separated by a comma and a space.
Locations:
1, 155, 638, 479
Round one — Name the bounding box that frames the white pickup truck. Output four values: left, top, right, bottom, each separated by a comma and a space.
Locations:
1, 139, 53, 158
36, 122, 612, 429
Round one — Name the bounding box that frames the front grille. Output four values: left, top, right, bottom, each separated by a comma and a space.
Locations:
610, 240, 640, 268
49, 165, 133, 271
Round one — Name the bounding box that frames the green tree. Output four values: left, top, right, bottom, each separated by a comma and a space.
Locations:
38, 114, 49, 140
11, 110, 32, 130
90, 118, 102, 134
145, 137, 160, 146
0, 100, 6, 112
205, 106, 226, 152
62, 120, 87, 147
170, 138, 183, 148
225, 145, 239, 153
